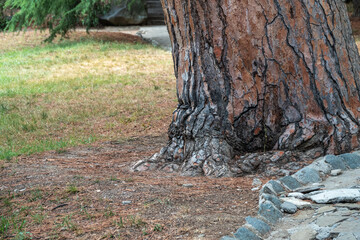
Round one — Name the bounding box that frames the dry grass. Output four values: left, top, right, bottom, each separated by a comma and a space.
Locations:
0, 30, 176, 160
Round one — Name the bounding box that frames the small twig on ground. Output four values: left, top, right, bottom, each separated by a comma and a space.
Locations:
51, 203, 69, 211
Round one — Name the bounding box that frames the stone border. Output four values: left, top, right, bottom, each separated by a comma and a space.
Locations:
220, 151, 360, 240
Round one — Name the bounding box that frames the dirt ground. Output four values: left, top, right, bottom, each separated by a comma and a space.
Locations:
0, 136, 259, 239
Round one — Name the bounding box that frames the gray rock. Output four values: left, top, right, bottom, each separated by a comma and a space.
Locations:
260, 193, 282, 209
310, 157, 332, 174
293, 185, 324, 194
234, 227, 261, 240
268, 180, 285, 193
245, 216, 271, 235
260, 183, 277, 195
339, 153, 360, 169
331, 169, 342, 176
280, 197, 312, 209
258, 201, 283, 224
325, 155, 347, 170
122, 201, 132, 205
279, 176, 302, 190
316, 227, 332, 240
310, 189, 360, 203
288, 192, 305, 199
292, 167, 321, 184
281, 202, 298, 214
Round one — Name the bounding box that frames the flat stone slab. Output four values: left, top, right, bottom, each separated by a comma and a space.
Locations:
293, 185, 323, 194
310, 189, 360, 203
317, 206, 336, 214
279, 176, 302, 190
325, 155, 347, 170
290, 226, 316, 240
280, 197, 312, 209
268, 180, 285, 193
293, 210, 314, 220
258, 201, 283, 224
331, 217, 360, 234
316, 215, 348, 227
261, 193, 282, 209
245, 216, 271, 235
234, 227, 261, 240
334, 203, 360, 210
293, 167, 321, 184
339, 153, 360, 169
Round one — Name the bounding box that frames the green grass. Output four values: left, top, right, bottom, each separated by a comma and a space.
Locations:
0, 31, 176, 161
66, 185, 79, 194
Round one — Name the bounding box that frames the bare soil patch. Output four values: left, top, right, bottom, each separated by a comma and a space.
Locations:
0, 136, 259, 239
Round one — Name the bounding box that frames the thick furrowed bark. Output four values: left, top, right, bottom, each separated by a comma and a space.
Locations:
133, 0, 360, 177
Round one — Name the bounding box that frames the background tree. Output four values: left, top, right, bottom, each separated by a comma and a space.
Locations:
134, 0, 360, 177
0, 0, 8, 29
4, 0, 144, 42
353, 0, 360, 17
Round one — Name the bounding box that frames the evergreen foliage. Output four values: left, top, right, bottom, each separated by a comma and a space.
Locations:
0, 0, 7, 30
3, 0, 144, 42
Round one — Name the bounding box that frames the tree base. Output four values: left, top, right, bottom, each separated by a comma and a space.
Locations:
132, 137, 235, 177
132, 138, 332, 177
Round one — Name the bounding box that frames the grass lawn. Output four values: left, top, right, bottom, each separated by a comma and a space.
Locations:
0, 30, 176, 161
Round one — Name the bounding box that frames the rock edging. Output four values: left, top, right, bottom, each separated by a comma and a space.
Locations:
220, 151, 360, 240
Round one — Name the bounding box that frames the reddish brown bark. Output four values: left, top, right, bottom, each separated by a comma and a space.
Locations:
133, 0, 360, 177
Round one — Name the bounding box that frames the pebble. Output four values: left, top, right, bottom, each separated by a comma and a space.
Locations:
252, 178, 262, 187
182, 183, 194, 188
331, 169, 342, 176
122, 201, 132, 205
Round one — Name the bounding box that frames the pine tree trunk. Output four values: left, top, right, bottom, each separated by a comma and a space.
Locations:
133, 0, 360, 177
